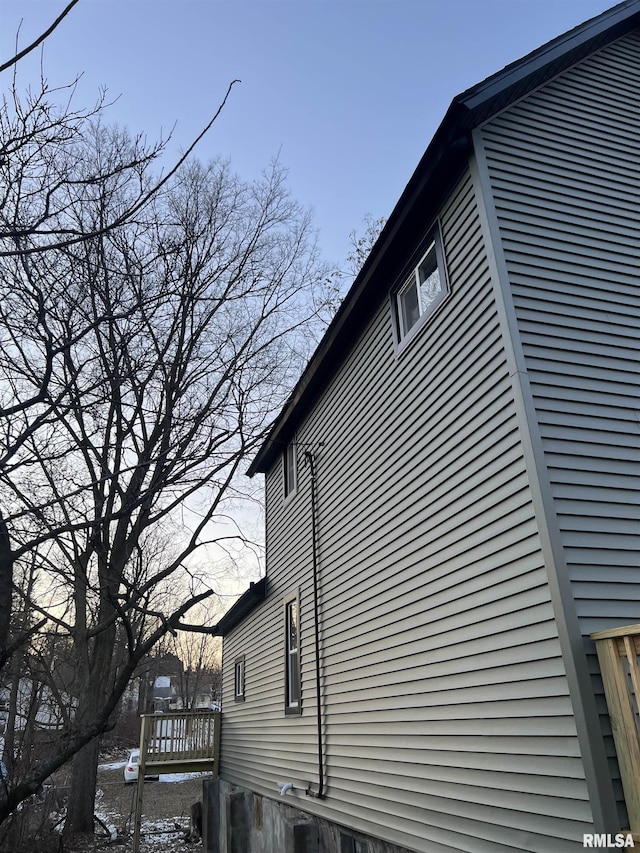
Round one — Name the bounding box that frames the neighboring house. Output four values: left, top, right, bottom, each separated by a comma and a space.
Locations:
0, 679, 71, 730
169, 683, 215, 711
120, 676, 142, 715
151, 675, 174, 711
210, 4, 640, 852
191, 682, 218, 711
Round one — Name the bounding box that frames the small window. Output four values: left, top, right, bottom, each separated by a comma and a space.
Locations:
234, 656, 245, 702
283, 439, 297, 499
395, 226, 448, 344
284, 593, 301, 714
340, 833, 368, 853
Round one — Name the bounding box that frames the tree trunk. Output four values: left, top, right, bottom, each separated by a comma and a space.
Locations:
2, 660, 21, 774
18, 678, 42, 777
137, 674, 149, 716
63, 583, 122, 837
64, 735, 100, 837
0, 513, 12, 667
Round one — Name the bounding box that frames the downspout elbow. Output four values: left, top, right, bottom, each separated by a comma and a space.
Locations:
305, 786, 326, 799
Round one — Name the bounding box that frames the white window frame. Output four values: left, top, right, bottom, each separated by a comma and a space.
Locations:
284, 592, 301, 715
283, 439, 297, 500
234, 656, 245, 702
393, 223, 448, 349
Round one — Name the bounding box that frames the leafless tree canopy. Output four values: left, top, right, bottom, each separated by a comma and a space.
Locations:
0, 70, 327, 835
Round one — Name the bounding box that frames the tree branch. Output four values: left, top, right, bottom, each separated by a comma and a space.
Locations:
0, 0, 81, 75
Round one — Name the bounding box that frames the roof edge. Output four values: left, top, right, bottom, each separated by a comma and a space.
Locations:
213, 577, 267, 636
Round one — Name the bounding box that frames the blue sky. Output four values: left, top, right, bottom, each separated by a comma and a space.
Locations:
1, 0, 618, 270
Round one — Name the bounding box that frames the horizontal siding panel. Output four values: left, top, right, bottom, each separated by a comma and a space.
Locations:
308, 782, 590, 850
323, 550, 548, 646
327, 657, 569, 699
326, 732, 583, 757
321, 771, 591, 822
323, 591, 557, 670
326, 684, 574, 718
324, 763, 585, 810
327, 746, 585, 776
536, 405, 640, 435
320, 500, 540, 624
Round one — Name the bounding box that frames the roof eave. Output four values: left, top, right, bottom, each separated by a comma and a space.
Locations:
212, 577, 267, 636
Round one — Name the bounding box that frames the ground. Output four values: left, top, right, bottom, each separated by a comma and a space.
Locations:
67, 759, 209, 852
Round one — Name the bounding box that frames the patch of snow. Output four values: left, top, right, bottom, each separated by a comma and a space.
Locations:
98, 760, 127, 771
139, 817, 189, 849
158, 771, 206, 783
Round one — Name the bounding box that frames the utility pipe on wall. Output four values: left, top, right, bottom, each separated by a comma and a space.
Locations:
304, 450, 325, 799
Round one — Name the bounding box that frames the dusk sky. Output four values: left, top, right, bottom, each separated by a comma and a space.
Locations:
1, 0, 618, 272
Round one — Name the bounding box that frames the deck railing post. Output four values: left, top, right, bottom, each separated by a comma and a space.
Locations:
213, 710, 221, 778
132, 714, 152, 853
129, 708, 220, 835
591, 624, 640, 835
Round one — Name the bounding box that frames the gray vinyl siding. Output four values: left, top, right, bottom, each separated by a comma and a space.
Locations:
478, 30, 640, 828
222, 166, 592, 852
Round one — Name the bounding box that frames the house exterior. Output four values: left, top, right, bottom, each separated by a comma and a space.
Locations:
208, 3, 640, 852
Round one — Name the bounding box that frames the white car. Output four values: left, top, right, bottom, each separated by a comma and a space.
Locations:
123, 749, 159, 784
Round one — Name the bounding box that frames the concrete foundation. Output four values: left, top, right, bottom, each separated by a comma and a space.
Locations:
202, 778, 417, 853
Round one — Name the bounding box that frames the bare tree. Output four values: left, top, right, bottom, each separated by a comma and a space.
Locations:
318, 213, 387, 324
0, 59, 238, 670
346, 213, 386, 276
169, 600, 222, 710
0, 100, 326, 836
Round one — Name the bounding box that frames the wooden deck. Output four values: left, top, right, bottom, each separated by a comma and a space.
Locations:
140, 710, 220, 775
133, 710, 220, 853
591, 623, 640, 839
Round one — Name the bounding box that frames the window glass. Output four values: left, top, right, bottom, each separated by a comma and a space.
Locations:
399, 278, 420, 337
285, 598, 300, 710
283, 440, 296, 498
288, 600, 298, 650
416, 243, 442, 311
234, 657, 245, 700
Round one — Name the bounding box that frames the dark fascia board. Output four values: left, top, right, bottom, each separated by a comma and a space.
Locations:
458, 0, 640, 117
247, 0, 640, 477
213, 577, 267, 636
